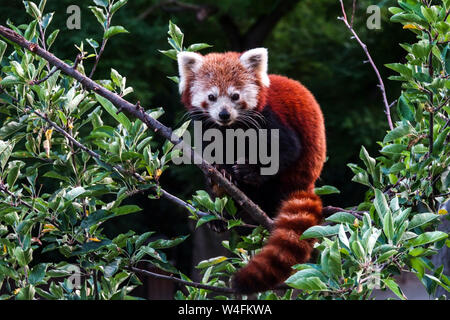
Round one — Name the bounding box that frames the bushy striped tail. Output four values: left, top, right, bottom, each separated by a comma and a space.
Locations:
231, 191, 322, 294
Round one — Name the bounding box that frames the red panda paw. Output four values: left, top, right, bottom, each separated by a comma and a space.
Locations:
231, 163, 262, 187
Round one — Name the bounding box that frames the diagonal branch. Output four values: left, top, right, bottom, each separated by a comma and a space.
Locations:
338, 0, 394, 130
131, 266, 235, 294
0, 24, 274, 230
131, 266, 291, 294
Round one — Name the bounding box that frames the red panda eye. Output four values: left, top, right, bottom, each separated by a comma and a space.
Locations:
231, 93, 240, 101
208, 94, 217, 102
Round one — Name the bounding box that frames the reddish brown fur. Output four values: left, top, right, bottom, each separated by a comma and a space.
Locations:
181, 52, 267, 110
180, 52, 326, 294
231, 75, 326, 293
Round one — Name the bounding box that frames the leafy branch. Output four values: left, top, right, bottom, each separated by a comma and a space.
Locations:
0, 24, 274, 230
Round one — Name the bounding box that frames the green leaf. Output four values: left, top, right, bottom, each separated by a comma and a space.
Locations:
196, 214, 219, 228
385, 63, 412, 78
0, 140, 14, 170
285, 269, 328, 291
360, 146, 376, 177
86, 38, 99, 49
383, 210, 394, 242
168, 21, 184, 50
104, 26, 129, 39
89, 6, 107, 27
397, 94, 415, 121
95, 94, 132, 132
25, 1, 42, 19
111, 205, 142, 216
187, 43, 212, 52
111, 0, 128, 14
43, 171, 71, 182
94, 0, 108, 7
351, 240, 365, 259
374, 189, 390, 219
103, 259, 120, 278
421, 6, 437, 23
383, 124, 411, 143
338, 224, 350, 248
314, 185, 340, 195
46, 29, 59, 48
16, 285, 35, 300
135, 231, 155, 249
300, 225, 341, 240
110, 68, 123, 87
0, 75, 23, 86
325, 211, 357, 224
64, 186, 86, 201
71, 239, 112, 255
328, 240, 342, 278
158, 49, 178, 60
380, 144, 407, 155
6, 165, 20, 188
196, 256, 227, 269
29, 263, 48, 285
408, 212, 439, 229
366, 228, 382, 256
382, 278, 406, 300
14, 247, 32, 267
377, 249, 397, 263
0, 40, 7, 62
139, 246, 162, 261
147, 235, 189, 249
433, 128, 450, 156
408, 231, 448, 247
227, 219, 243, 229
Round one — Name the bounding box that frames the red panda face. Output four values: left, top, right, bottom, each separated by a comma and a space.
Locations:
177, 48, 270, 126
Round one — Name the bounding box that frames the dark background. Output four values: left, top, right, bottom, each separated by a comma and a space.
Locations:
0, 0, 415, 298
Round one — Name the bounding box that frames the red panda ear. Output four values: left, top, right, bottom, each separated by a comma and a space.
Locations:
177, 52, 204, 93
240, 48, 270, 87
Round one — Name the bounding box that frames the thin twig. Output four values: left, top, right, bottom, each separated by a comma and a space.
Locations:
338, 0, 394, 130
89, 10, 111, 79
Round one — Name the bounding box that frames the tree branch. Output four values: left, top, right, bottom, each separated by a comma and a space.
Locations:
0, 24, 274, 230
241, 0, 301, 50
131, 266, 235, 294
131, 266, 292, 294
338, 0, 394, 130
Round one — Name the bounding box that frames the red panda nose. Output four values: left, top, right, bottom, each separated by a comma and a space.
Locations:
219, 109, 231, 121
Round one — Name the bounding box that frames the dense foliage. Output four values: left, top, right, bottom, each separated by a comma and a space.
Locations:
0, 0, 448, 300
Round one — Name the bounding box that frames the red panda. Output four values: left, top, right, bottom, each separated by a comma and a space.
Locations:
177, 48, 326, 294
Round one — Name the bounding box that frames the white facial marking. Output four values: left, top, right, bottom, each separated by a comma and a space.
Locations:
177, 52, 204, 94
240, 83, 259, 109
208, 96, 238, 125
